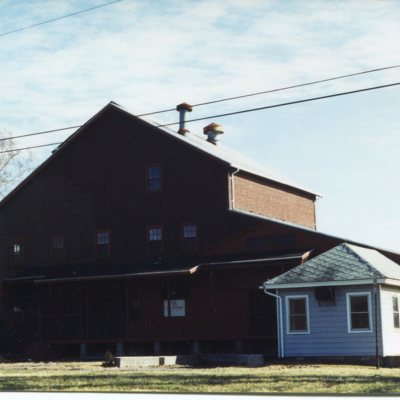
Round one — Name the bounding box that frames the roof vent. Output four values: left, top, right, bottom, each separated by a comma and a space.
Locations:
176, 102, 193, 135
203, 122, 224, 145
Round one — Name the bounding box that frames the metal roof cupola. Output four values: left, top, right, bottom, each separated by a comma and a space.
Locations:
203, 122, 224, 145
176, 102, 193, 135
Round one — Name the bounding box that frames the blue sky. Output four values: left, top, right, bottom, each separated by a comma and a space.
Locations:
0, 0, 399, 251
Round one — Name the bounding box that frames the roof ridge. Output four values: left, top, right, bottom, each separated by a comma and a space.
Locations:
345, 244, 385, 278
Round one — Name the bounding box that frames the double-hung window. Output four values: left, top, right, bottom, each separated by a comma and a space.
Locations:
52, 234, 65, 262
12, 241, 24, 266
393, 296, 400, 329
147, 226, 163, 255
346, 292, 372, 332
182, 223, 198, 253
96, 230, 110, 258
146, 165, 162, 192
286, 295, 309, 334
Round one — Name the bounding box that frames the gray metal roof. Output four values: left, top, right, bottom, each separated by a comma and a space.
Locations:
264, 243, 400, 289
112, 102, 319, 196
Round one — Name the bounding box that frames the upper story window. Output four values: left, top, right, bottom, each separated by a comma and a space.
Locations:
96, 230, 110, 258
52, 234, 65, 262
346, 292, 372, 333
146, 164, 162, 192
147, 226, 163, 255
286, 295, 309, 334
12, 241, 24, 265
393, 296, 400, 329
182, 223, 198, 253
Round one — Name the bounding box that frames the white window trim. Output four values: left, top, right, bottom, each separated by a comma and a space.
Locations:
393, 295, 400, 330
286, 295, 310, 335
346, 292, 372, 333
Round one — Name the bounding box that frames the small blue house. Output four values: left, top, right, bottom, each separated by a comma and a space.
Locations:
262, 243, 400, 364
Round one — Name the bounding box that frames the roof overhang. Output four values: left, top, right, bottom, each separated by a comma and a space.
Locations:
263, 278, 400, 290
5, 275, 45, 283
33, 266, 199, 284
198, 251, 312, 268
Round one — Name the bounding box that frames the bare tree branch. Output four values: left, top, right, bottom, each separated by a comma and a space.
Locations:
0, 130, 33, 198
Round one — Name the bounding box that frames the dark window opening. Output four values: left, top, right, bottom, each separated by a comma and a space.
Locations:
96, 231, 110, 258
147, 226, 162, 255
182, 223, 198, 253
52, 235, 65, 262
146, 165, 162, 192
288, 297, 309, 333
348, 294, 371, 331
12, 241, 24, 266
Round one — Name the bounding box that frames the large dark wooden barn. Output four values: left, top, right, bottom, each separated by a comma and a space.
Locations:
0, 102, 399, 359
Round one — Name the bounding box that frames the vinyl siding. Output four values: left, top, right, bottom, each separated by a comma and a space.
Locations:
380, 285, 400, 356
281, 286, 383, 357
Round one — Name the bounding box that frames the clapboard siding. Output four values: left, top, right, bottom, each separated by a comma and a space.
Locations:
280, 286, 382, 357
380, 286, 400, 356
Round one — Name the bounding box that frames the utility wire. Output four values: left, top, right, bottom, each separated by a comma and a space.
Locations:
190, 64, 400, 107
2, 81, 399, 155
133, 64, 400, 116
1, 64, 399, 143
0, 0, 123, 38
157, 82, 400, 127
0, 126, 81, 142
0, 142, 62, 154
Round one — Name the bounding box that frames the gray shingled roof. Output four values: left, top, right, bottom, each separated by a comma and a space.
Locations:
263, 243, 400, 289
112, 102, 319, 196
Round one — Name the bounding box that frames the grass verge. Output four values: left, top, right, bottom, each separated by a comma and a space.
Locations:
0, 361, 399, 393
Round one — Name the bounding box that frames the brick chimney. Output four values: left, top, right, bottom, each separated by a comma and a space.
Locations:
176, 102, 193, 135
203, 122, 224, 145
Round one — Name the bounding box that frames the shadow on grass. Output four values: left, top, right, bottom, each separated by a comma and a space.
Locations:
1, 373, 400, 394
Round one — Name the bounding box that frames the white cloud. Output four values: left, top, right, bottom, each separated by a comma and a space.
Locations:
0, 0, 399, 249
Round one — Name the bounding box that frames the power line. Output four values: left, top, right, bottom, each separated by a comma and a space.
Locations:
0, 142, 62, 154
136, 64, 400, 115
0, 0, 123, 38
2, 81, 399, 155
2, 64, 400, 143
158, 82, 400, 127
0, 126, 81, 142
190, 64, 400, 107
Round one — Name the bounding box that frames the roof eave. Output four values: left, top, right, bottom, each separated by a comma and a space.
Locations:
263, 278, 400, 290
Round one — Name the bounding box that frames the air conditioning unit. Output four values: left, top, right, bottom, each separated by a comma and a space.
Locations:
314, 287, 335, 303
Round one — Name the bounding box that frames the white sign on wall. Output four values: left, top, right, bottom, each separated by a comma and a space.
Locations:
163, 299, 186, 317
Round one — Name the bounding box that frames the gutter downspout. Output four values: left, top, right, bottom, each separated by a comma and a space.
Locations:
230, 168, 240, 209
262, 286, 284, 358
378, 284, 385, 358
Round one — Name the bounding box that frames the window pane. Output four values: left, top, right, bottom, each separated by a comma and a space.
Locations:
350, 296, 368, 312
97, 231, 110, 245
148, 166, 161, 179
13, 244, 21, 254
290, 298, 306, 314
349, 294, 370, 330
393, 297, 399, 312
394, 313, 400, 328
149, 228, 162, 241
147, 166, 162, 192
288, 298, 308, 332
148, 227, 162, 254
351, 312, 370, 329
183, 225, 197, 238
53, 236, 64, 249
290, 315, 307, 331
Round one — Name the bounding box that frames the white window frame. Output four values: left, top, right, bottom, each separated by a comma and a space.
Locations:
286, 295, 310, 335
346, 292, 372, 333
393, 295, 400, 330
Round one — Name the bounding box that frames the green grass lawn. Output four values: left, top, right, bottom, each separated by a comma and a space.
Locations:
0, 361, 399, 393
